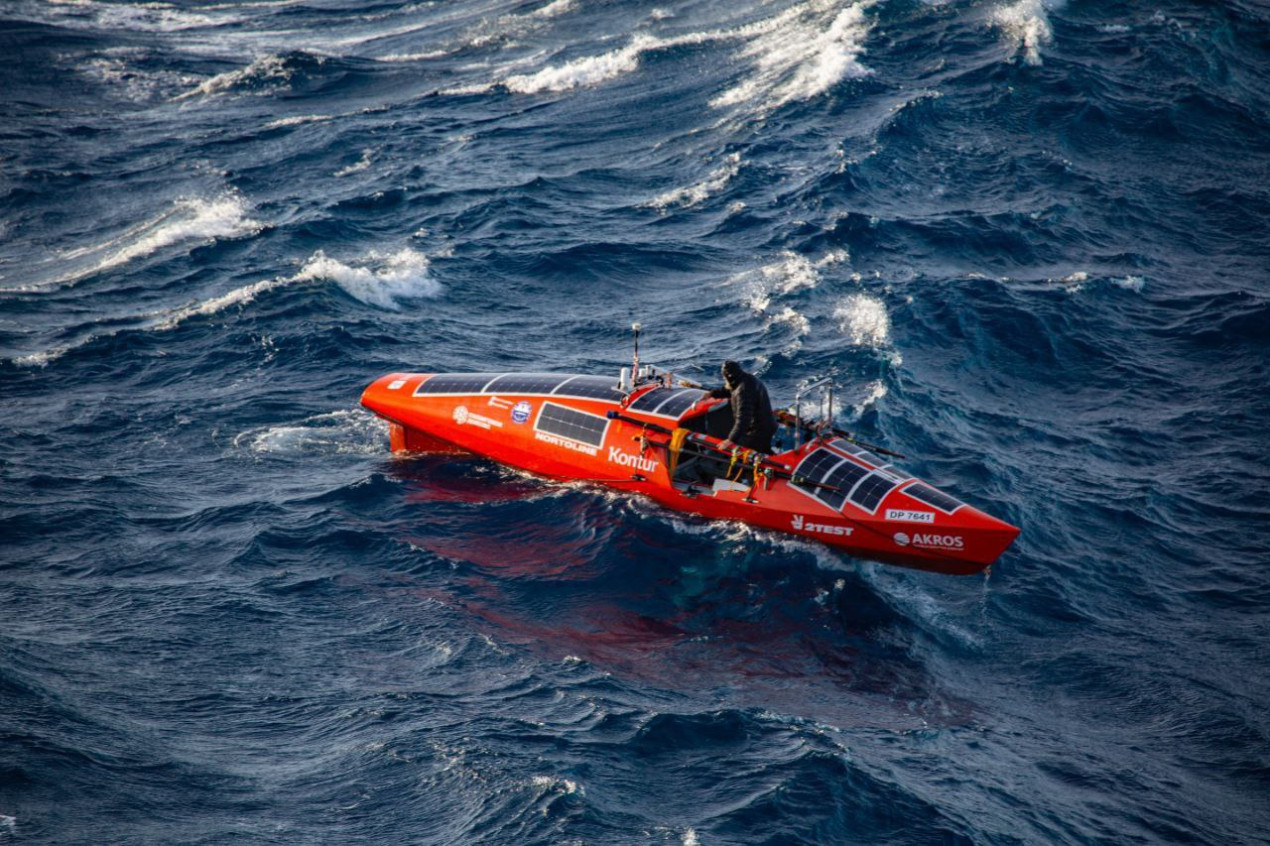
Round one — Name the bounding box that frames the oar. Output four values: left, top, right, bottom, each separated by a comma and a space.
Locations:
774, 409, 905, 459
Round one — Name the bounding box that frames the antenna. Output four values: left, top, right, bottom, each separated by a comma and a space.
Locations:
631, 322, 642, 381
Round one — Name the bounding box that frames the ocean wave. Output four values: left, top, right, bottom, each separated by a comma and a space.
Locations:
11, 247, 440, 366
496, 35, 661, 94
232, 409, 388, 457
991, 0, 1063, 66
448, 0, 872, 111
262, 113, 333, 129
645, 153, 742, 210
13, 193, 264, 292
730, 250, 845, 313
334, 148, 374, 177
834, 292, 890, 347
711, 0, 874, 113
157, 246, 440, 329
16, 0, 226, 32
177, 52, 321, 101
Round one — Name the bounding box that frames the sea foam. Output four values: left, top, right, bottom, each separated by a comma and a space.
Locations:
32, 193, 263, 290
711, 0, 874, 113
991, 0, 1061, 66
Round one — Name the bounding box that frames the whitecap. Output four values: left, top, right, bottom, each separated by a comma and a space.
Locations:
263, 114, 332, 129
297, 247, 439, 310
833, 292, 890, 347
711, 0, 874, 113
11, 247, 440, 366
991, 0, 1062, 66
502, 36, 651, 94
531, 0, 575, 19
21, 193, 263, 291
177, 54, 302, 101
645, 153, 742, 210
233, 409, 388, 457
730, 250, 845, 315
334, 148, 373, 177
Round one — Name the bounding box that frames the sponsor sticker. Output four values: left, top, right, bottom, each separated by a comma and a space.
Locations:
894, 531, 964, 550
608, 446, 658, 473
885, 508, 936, 524
388, 379, 407, 391
511, 400, 533, 424
791, 514, 853, 537
535, 430, 598, 456
452, 405, 503, 430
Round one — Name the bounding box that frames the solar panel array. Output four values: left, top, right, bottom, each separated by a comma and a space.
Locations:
629, 388, 674, 412
904, 482, 964, 514
792, 449, 860, 510
535, 402, 609, 448
848, 469, 905, 513
413, 373, 627, 403
655, 388, 706, 418
829, 438, 885, 468
791, 448, 912, 513
552, 376, 626, 403
414, 373, 500, 395
627, 387, 707, 418
483, 373, 570, 395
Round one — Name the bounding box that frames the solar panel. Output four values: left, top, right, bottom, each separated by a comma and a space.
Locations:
793, 449, 842, 486
830, 438, 884, 469
792, 449, 847, 507
849, 472, 902, 513
904, 482, 964, 514
483, 373, 570, 395
535, 402, 609, 448
414, 373, 499, 395
654, 389, 706, 418
818, 459, 871, 511
553, 376, 625, 403
629, 387, 674, 412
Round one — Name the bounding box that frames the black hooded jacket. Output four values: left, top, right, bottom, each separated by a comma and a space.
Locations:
709, 363, 777, 453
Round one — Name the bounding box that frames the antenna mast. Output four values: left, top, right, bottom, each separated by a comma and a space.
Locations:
631, 322, 642, 382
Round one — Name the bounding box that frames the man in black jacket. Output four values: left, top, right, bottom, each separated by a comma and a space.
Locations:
708, 360, 777, 453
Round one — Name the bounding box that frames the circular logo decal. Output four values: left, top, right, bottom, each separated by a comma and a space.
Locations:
893, 532, 910, 547
453, 405, 469, 425
511, 400, 533, 424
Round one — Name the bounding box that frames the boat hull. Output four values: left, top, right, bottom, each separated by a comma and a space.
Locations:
361, 372, 1020, 575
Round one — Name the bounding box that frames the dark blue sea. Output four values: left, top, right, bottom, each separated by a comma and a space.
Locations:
2, 0, 1268, 842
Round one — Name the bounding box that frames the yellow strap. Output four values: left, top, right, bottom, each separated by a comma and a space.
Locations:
668, 428, 689, 477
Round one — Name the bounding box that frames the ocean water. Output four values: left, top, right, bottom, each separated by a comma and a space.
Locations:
2, 0, 1268, 842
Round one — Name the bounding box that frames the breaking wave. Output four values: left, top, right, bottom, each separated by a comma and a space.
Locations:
711, 0, 873, 112
12, 248, 439, 366
991, 0, 1061, 66
233, 409, 388, 457
17, 193, 264, 291
834, 292, 890, 347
